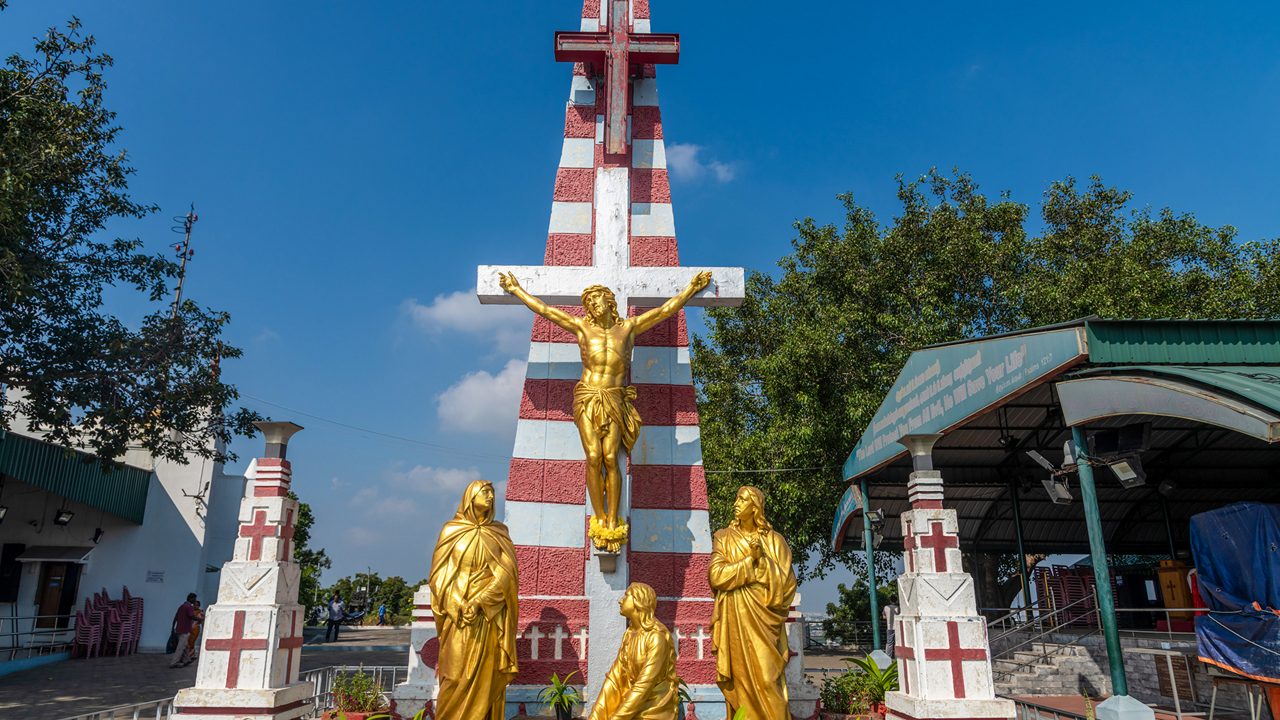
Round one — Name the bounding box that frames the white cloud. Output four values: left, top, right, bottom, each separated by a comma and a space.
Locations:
666, 143, 737, 183
436, 359, 526, 436
402, 289, 530, 355
388, 465, 483, 495
345, 526, 379, 546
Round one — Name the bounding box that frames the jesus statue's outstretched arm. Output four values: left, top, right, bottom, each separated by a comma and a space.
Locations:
499, 272, 580, 334
631, 270, 712, 334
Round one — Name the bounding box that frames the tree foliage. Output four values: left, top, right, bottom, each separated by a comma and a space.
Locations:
694, 169, 1280, 580
327, 572, 423, 624
0, 9, 256, 463
823, 559, 900, 646
289, 491, 331, 613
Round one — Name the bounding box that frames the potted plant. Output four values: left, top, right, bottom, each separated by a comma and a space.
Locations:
539, 670, 583, 720
819, 670, 871, 720
845, 654, 898, 717
323, 667, 390, 720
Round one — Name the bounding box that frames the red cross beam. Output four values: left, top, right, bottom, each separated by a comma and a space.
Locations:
554, 0, 679, 155
278, 609, 303, 683
239, 509, 278, 562
923, 622, 988, 699
917, 520, 959, 573
205, 610, 269, 689
278, 509, 296, 562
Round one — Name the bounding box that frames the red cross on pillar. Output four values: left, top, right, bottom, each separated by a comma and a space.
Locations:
278, 509, 296, 561
204, 610, 269, 689
917, 520, 959, 573
278, 609, 303, 681
903, 519, 916, 573
238, 510, 277, 561
923, 622, 988, 698
554, 0, 679, 155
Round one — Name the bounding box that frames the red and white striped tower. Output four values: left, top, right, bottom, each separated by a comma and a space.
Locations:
174, 422, 311, 720
889, 435, 1014, 720
465, 0, 801, 715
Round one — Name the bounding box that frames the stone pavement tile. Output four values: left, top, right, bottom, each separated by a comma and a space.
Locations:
0, 648, 408, 720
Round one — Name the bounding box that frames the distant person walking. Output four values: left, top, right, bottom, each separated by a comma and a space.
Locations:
186, 600, 205, 662
170, 593, 199, 667
377, 603, 387, 626
325, 593, 345, 643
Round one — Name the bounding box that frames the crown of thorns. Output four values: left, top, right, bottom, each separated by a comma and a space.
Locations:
580, 285, 617, 305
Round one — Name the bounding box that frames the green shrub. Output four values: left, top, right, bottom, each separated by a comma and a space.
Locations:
331, 667, 389, 713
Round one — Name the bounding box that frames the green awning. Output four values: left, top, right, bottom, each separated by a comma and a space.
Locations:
0, 433, 151, 524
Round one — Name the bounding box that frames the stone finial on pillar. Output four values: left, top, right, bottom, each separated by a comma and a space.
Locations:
887, 435, 1014, 720
391, 585, 439, 717
174, 423, 311, 720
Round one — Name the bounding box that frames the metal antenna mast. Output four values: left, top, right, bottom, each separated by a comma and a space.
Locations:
170, 204, 198, 320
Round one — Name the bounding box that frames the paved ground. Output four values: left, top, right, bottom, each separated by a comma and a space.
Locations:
0, 626, 410, 720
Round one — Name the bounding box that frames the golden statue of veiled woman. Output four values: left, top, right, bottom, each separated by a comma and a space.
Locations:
709, 486, 799, 720
428, 480, 519, 720
499, 271, 711, 552
587, 582, 679, 720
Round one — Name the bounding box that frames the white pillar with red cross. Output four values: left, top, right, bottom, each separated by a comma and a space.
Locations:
174, 423, 312, 720
888, 436, 1014, 720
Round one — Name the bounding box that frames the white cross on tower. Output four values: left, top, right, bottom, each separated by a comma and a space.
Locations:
551, 624, 568, 660
526, 624, 545, 661
692, 625, 710, 660
575, 626, 590, 657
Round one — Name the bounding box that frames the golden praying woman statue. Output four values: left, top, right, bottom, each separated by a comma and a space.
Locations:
428, 480, 519, 720
709, 486, 799, 720
499, 271, 712, 552
587, 582, 679, 720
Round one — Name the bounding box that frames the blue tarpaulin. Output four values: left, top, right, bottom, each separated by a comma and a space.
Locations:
1189, 502, 1280, 683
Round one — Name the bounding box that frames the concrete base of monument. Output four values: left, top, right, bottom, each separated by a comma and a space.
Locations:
389, 683, 435, 719
1095, 694, 1156, 720
173, 682, 312, 720
885, 691, 1015, 720
505, 684, 727, 719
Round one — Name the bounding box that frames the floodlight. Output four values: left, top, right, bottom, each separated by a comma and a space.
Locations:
1026, 450, 1056, 473
92, 527, 104, 544
0, 506, 7, 523
53, 509, 74, 526
1061, 439, 1077, 470
1108, 456, 1146, 489
1040, 477, 1074, 505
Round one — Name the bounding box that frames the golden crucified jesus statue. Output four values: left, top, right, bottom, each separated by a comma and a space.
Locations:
499, 270, 712, 553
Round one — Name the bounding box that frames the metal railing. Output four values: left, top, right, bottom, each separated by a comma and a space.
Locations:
59, 665, 410, 720
1011, 697, 1090, 720
61, 697, 175, 720
0, 612, 75, 660
988, 593, 1102, 680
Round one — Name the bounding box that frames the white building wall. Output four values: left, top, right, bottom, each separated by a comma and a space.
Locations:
0, 428, 244, 654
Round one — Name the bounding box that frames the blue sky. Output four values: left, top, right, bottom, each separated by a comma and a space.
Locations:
3, 1, 1278, 611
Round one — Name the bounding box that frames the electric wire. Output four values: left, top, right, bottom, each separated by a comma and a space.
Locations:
238, 393, 509, 462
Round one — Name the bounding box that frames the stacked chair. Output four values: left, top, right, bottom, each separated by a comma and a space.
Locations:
71, 586, 145, 658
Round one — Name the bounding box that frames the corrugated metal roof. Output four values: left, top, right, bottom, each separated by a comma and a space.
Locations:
0, 433, 150, 524
1086, 319, 1280, 365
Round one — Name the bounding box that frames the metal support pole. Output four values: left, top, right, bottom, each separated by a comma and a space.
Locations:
1072, 426, 1129, 697
1010, 479, 1033, 612
1160, 493, 1177, 559
862, 478, 881, 650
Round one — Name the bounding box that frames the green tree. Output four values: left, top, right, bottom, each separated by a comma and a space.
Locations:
693, 169, 1280, 581
288, 491, 330, 615
0, 7, 256, 463
824, 562, 900, 646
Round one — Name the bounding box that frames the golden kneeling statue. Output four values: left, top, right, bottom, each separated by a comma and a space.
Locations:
500, 271, 711, 552
428, 480, 519, 720
709, 486, 799, 720
587, 582, 679, 720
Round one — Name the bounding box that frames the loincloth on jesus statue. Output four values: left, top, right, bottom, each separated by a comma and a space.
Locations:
572, 383, 641, 452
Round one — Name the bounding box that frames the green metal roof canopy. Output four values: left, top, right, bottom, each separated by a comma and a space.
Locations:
832, 318, 1280, 551
0, 432, 151, 524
